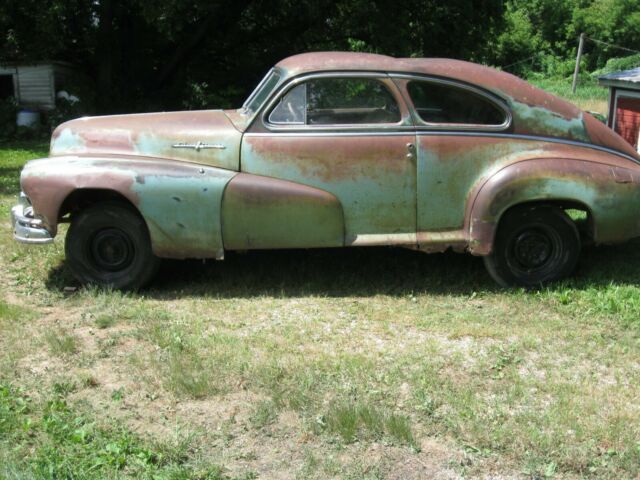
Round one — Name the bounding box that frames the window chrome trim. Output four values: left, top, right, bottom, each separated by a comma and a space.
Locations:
391, 73, 513, 132
418, 131, 639, 164
241, 68, 284, 117
260, 71, 407, 132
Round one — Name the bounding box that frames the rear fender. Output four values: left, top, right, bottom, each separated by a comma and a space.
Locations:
468, 158, 640, 255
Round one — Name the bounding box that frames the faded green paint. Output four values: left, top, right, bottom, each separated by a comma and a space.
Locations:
241, 135, 417, 244
50, 127, 86, 154
22, 53, 640, 267
20, 155, 236, 259
50, 111, 242, 171
510, 100, 590, 142
133, 167, 235, 259
417, 136, 549, 231
221, 173, 344, 249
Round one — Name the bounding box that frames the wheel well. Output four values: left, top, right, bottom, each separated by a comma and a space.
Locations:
498, 200, 594, 243
59, 189, 139, 221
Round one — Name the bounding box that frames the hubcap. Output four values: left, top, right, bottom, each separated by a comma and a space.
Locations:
513, 230, 552, 269
89, 228, 134, 272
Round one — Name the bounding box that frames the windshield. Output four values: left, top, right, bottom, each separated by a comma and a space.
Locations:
242, 68, 282, 114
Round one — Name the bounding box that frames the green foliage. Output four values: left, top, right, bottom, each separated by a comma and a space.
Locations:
0, 382, 238, 479
1, 0, 637, 111
597, 53, 640, 74
321, 401, 417, 448
47, 98, 86, 133
0, 97, 18, 140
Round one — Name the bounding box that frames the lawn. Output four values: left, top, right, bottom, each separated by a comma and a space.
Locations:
1, 91, 640, 479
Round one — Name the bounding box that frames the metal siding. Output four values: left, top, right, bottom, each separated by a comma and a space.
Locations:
16, 65, 55, 109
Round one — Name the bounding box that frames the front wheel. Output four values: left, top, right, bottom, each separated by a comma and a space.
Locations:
65, 202, 160, 290
483, 205, 580, 287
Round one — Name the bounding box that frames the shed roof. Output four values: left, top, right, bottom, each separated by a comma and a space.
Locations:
598, 67, 640, 89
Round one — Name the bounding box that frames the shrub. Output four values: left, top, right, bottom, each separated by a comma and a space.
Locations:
0, 96, 18, 139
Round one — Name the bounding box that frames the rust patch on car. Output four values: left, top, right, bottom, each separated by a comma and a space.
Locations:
466, 156, 640, 254
245, 135, 411, 183
51, 110, 242, 171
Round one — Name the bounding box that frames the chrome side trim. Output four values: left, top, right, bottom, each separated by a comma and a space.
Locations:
414, 131, 640, 164
11, 203, 54, 244
171, 142, 226, 151
244, 130, 416, 137
349, 232, 417, 246
243, 130, 640, 164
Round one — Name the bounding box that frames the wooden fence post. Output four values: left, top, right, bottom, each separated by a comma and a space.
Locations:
572, 33, 586, 94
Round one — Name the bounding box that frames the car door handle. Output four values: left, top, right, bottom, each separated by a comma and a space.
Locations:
406, 142, 416, 159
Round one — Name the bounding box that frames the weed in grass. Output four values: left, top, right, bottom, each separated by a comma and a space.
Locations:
249, 400, 278, 429
111, 387, 125, 402
323, 401, 417, 448
166, 351, 216, 399
384, 413, 418, 449
95, 314, 116, 329
78, 372, 99, 388
325, 403, 359, 443
489, 344, 522, 379
52, 379, 76, 396
45, 329, 78, 356
0, 300, 21, 322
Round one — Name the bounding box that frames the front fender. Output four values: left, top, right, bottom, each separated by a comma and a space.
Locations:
468, 158, 640, 255
21, 156, 236, 259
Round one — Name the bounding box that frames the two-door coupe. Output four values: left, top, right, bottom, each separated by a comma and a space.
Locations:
11, 52, 640, 289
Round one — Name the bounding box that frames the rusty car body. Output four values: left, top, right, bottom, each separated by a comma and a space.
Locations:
11, 52, 640, 288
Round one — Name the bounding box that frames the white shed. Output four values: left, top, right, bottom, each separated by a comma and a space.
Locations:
0, 62, 78, 110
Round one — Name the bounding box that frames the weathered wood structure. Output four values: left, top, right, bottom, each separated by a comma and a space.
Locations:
0, 62, 77, 110
599, 67, 640, 152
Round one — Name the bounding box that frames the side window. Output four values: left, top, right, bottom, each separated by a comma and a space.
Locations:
268, 77, 400, 126
407, 81, 506, 126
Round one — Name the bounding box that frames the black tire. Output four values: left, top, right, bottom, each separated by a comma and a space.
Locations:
483, 205, 580, 287
65, 202, 160, 290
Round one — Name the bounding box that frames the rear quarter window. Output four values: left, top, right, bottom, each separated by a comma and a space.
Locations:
407, 81, 507, 127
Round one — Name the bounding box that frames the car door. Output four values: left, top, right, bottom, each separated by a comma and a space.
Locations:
391, 76, 512, 250
238, 73, 417, 247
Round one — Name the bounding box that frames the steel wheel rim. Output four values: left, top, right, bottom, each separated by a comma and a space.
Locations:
506, 224, 562, 276
89, 228, 135, 272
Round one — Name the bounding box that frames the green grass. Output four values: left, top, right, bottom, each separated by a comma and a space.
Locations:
528, 74, 608, 114
2, 122, 640, 480
0, 383, 241, 479
44, 329, 79, 356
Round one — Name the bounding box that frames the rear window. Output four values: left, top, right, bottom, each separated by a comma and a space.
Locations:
407, 81, 506, 126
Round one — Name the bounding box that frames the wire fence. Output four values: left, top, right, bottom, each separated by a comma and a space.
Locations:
499, 35, 640, 74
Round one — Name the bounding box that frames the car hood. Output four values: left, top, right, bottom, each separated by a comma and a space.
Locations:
50, 110, 242, 171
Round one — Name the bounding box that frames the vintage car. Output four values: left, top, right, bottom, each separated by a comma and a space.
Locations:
11, 52, 640, 289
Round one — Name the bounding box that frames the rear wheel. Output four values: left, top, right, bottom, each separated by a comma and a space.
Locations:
483, 205, 580, 287
65, 202, 160, 290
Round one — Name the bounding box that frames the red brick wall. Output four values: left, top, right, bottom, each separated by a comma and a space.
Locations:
615, 96, 640, 150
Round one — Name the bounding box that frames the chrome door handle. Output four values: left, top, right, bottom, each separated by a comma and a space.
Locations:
406, 142, 415, 159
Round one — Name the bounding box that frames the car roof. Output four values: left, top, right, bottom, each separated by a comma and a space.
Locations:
277, 52, 520, 90
276, 52, 577, 118
274, 52, 640, 159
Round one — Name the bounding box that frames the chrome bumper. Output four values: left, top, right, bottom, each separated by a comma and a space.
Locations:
11, 199, 54, 244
